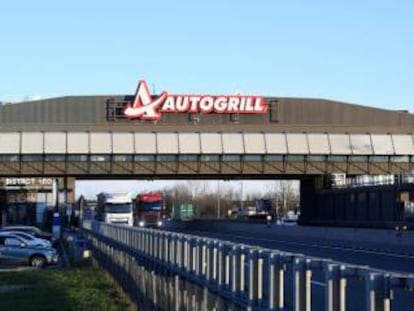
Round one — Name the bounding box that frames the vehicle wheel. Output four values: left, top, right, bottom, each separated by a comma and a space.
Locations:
30, 255, 46, 268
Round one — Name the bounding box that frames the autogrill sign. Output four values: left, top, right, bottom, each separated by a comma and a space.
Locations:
123, 80, 268, 120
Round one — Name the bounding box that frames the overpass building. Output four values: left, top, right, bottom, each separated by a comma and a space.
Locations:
0, 81, 413, 228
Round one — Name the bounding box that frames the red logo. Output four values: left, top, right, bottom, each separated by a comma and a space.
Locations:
124, 80, 267, 120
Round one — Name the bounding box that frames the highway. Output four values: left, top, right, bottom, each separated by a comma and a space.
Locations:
165, 220, 414, 310
165, 221, 414, 274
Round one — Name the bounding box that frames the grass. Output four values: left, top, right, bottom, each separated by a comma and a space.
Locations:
0, 267, 133, 311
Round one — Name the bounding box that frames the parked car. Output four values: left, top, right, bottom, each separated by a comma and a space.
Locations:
0, 231, 52, 248
1, 226, 54, 242
0, 233, 58, 268
276, 218, 298, 226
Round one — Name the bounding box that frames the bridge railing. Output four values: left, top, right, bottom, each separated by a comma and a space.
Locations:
82, 220, 414, 311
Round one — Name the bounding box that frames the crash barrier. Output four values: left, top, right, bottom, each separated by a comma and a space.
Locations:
82, 220, 414, 311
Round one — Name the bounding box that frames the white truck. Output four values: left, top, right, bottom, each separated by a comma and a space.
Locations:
96, 192, 133, 226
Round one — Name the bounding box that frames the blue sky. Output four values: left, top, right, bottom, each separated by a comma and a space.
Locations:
1, 1, 413, 110
1, 1, 413, 198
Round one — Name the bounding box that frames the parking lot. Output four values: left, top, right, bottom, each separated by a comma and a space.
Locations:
0, 225, 67, 271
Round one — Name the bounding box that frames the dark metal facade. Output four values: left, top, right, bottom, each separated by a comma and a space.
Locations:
301, 183, 414, 229
1, 95, 413, 133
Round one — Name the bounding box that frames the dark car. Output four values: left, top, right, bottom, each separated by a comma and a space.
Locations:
0, 233, 58, 268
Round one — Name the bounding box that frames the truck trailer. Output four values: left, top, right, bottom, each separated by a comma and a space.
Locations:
172, 203, 195, 222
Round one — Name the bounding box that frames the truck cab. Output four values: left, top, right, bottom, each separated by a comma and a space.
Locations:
135, 192, 164, 227
96, 193, 134, 226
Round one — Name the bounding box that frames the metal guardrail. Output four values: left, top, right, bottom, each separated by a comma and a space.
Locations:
82, 221, 414, 311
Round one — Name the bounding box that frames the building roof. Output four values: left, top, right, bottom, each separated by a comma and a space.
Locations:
0, 95, 413, 133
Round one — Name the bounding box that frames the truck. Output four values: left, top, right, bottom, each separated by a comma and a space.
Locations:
235, 199, 274, 222
135, 192, 165, 227
254, 199, 272, 213
172, 203, 195, 222
96, 192, 133, 226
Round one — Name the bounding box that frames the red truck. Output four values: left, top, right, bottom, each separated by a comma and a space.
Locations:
134, 192, 165, 227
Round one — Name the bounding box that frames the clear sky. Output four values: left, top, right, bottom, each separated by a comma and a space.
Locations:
1, 1, 413, 111
1, 1, 413, 198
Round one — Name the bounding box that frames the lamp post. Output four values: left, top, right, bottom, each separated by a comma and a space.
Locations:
217, 180, 221, 219
240, 180, 244, 210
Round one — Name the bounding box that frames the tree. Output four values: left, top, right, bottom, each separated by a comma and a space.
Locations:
265, 180, 300, 217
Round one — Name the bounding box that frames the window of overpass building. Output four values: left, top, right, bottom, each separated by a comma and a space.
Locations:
269, 101, 278, 122
45, 155, 65, 162
178, 155, 198, 162
200, 155, 220, 162
21, 155, 43, 162
90, 155, 111, 162
187, 113, 200, 123
156, 155, 176, 162
222, 155, 241, 162
349, 156, 368, 162
0, 155, 19, 162
244, 155, 262, 162
391, 155, 410, 163
328, 155, 347, 162
113, 155, 133, 162
67, 155, 88, 162
286, 155, 305, 162
307, 155, 325, 162
264, 155, 283, 162
134, 155, 155, 162
229, 113, 240, 123
370, 156, 389, 162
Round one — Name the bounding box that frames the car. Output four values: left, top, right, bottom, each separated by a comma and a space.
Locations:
0, 231, 52, 248
281, 218, 297, 226
0, 233, 58, 268
1, 226, 54, 242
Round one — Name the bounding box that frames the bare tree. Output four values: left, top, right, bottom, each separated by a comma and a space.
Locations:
264, 180, 299, 217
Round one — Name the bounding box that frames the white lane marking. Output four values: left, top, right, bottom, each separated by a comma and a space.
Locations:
190, 230, 414, 260
311, 281, 326, 287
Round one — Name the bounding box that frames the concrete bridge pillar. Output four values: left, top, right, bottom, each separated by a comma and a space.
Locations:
299, 175, 324, 224
64, 177, 76, 205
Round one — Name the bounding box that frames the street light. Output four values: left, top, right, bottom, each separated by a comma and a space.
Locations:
217, 180, 220, 219
240, 180, 244, 210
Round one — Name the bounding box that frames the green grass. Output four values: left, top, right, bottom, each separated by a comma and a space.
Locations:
0, 267, 133, 311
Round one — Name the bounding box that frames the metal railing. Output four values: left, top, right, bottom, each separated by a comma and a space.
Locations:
82, 221, 414, 311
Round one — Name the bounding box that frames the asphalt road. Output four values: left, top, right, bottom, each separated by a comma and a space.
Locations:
164, 221, 414, 310
165, 221, 414, 274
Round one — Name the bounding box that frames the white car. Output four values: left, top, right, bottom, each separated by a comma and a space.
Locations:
1, 225, 52, 238
0, 231, 52, 248
281, 218, 297, 226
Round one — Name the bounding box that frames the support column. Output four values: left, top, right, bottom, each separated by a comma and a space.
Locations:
299, 175, 324, 225
64, 176, 76, 205
0, 189, 6, 227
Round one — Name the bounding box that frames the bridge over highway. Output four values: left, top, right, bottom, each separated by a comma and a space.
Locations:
1, 80, 413, 228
